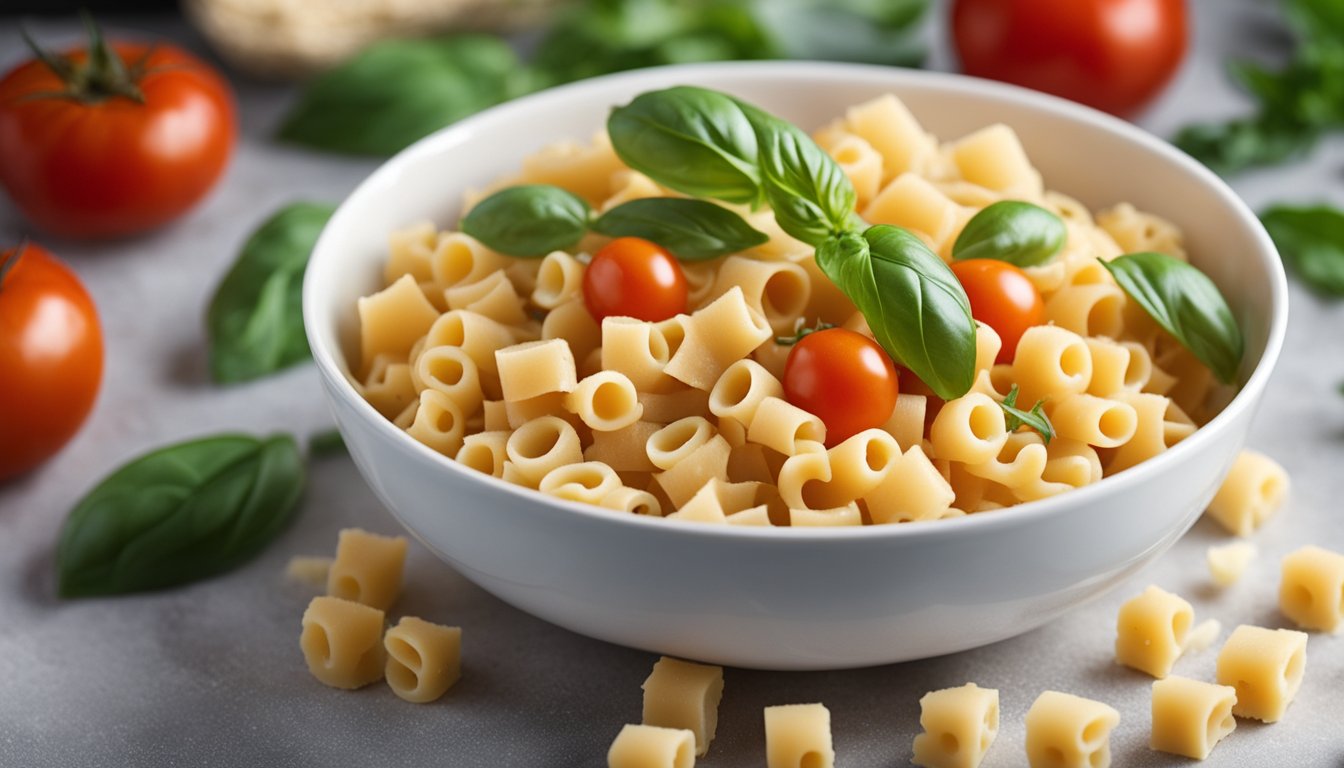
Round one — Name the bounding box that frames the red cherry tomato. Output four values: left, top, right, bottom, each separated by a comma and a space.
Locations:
0, 24, 236, 238
582, 237, 688, 322
951, 0, 1188, 115
0, 243, 104, 481
782, 328, 900, 447
950, 259, 1045, 364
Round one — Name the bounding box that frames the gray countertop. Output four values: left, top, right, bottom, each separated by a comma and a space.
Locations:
2, 2, 1342, 766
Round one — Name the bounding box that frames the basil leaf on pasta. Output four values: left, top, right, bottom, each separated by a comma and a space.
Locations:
952, 200, 1067, 267
460, 184, 591, 257
1260, 204, 1344, 296
816, 226, 977, 400
592, 198, 768, 260
56, 434, 305, 598
1102, 252, 1244, 384
207, 202, 335, 384
607, 86, 763, 206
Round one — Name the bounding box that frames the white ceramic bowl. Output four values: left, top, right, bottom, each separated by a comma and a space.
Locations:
304, 62, 1287, 670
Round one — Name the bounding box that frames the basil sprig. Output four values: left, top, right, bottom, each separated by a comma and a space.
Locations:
816, 227, 977, 400
460, 184, 766, 260
56, 434, 305, 598
207, 202, 336, 384
1102, 252, 1244, 384
1000, 385, 1054, 444
953, 200, 1067, 267
1260, 204, 1344, 296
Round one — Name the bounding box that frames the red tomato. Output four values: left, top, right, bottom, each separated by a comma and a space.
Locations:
782, 328, 899, 447
0, 25, 236, 238
952, 0, 1188, 115
582, 237, 688, 322
0, 243, 104, 481
951, 259, 1045, 364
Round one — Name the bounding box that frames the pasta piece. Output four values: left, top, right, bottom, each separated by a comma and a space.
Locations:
424, 310, 517, 399
300, 596, 386, 690
285, 556, 333, 589
543, 297, 603, 363
607, 724, 696, 768
708, 256, 812, 335
1012, 439, 1102, 502
406, 390, 467, 456
748, 397, 826, 456
664, 287, 772, 390
1279, 545, 1344, 633
456, 431, 510, 477
862, 173, 961, 247
1049, 394, 1137, 448
327, 528, 408, 612
882, 393, 927, 451
532, 250, 586, 309
1105, 393, 1189, 474
539, 461, 622, 504
1150, 676, 1237, 760
776, 450, 831, 511
1205, 450, 1289, 536
726, 505, 772, 526
600, 485, 663, 516
600, 169, 663, 212
911, 683, 999, 768
586, 421, 663, 472
824, 131, 883, 207
639, 389, 712, 424
1011, 325, 1092, 405
602, 317, 675, 392
357, 274, 440, 375
504, 391, 579, 431
1044, 283, 1126, 340
1097, 203, 1186, 260
665, 482, 727, 523
726, 442, 776, 485
655, 435, 732, 508
1084, 337, 1149, 396
647, 417, 716, 471
428, 232, 510, 289
764, 703, 835, 768
866, 445, 956, 524
949, 123, 1042, 197
385, 221, 436, 284
930, 393, 1008, 465
1183, 619, 1223, 655
642, 657, 724, 757
567, 371, 644, 431
360, 356, 416, 419
823, 429, 901, 504
1216, 625, 1308, 722
1114, 585, 1193, 679
841, 94, 937, 181
789, 503, 862, 527
384, 616, 462, 704
963, 432, 1048, 490
495, 339, 578, 403
504, 415, 583, 487
444, 269, 527, 326
1206, 542, 1256, 587
413, 345, 484, 417
1023, 691, 1119, 768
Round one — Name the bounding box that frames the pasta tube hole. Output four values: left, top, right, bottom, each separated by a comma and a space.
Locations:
591, 381, 635, 421
431, 238, 476, 286
1285, 646, 1305, 686
1172, 611, 1191, 645
432, 407, 457, 433
426, 353, 465, 386
673, 740, 693, 768
334, 575, 361, 603
712, 367, 753, 410
649, 418, 711, 456
304, 624, 332, 667
940, 732, 959, 754
1098, 406, 1137, 443
1045, 747, 1065, 766
968, 402, 1004, 441
655, 319, 686, 358
458, 444, 496, 474
427, 314, 466, 347
762, 270, 809, 321
387, 635, 422, 671
795, 420, 825, 446
1088, 748, 1105, 768
1208, 706, 1233, 744
865, 439, 897, 472
1082, 717, 1108, 746
512, 423, 562, 460
1060, 343, 1089, 379
800, 752, 826, 768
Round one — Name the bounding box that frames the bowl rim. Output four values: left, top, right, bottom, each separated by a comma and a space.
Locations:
303, 60, 1289, 541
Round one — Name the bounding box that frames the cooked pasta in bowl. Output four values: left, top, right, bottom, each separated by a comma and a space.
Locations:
304, 62, 1286, 669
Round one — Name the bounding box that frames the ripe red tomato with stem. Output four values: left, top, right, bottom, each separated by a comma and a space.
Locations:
582, 237, 689, 322
0, 243, 104, 481
951, 259, 1046, 364
0, 16, 237, 238
782, 328, 900, 447
951, 0, 1188, 116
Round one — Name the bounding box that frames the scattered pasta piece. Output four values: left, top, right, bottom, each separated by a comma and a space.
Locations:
1279, 545, 1344, 633
300, 596, 385, 689
1150, 676, 1237, 759
1182, 619, 1222, 655
1205, 450, 1289, 536
383, 616, 462, 703
1115, 585, 1194, 678
327, 528, 409, 612
911, 682, 999, 768
642, 657, 724, 757
608, 724, 696, 768
1024, 691, 1119, 768
1215, 625, 1307, 722
764, 703, 835, 768
1206, 542, 1257, 587
285, 556, 333, 589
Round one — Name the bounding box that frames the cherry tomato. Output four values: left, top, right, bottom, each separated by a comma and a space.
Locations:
782, 328, 899, 447
0, 243, 104, 481
950, 259, 1045, 364
582, 237, 688, 322
952, 0, 1188, 115
0, 22, 236, 238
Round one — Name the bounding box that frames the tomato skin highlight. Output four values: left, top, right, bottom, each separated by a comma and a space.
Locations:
0, 244, 104, 481
582, 237, 689, 322
0, 42, 237, 238
950, 259, 1046, 364
951, 0, 1188, 116
782, 328, 900, 447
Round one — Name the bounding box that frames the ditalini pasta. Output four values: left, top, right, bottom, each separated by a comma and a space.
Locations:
607, 724, 696, 768
1279, 545, 1344, 633
300, 596, 386, 690
1215, 625, 1307, 722
383, 616, 462, 704
911, 683, 999, 768
1114, 585, 1194, 679
327, 528, 409, 612
764, 703, 835, 768
1150, 676, 1237, 760
642, 657, 724, 757
354, 93, 1237, 526
1207, 542, 1257, 587
1024, 691, 1119, 768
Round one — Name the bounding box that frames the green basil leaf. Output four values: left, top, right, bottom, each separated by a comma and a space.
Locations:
460, 185, 591, 257
816, 226, 976, 400
740, 102, 858, 246
1260, 204, 1344, 296
307, 429, 348, 458
56, 434, 305, 598
591, 197, 768, 260
207, 202, 335, 384
749, 0, 928, 66
952, 200, 1067, 267
278, 36, 528, 156
999, 384, 1054, 444
1101, 252, 1244, 384
1173, 119, 1317, 176
607, 86, 763, 205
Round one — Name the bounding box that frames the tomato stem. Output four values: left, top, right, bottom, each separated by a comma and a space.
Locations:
20, 12, 145, 105
0, 242, 27, 292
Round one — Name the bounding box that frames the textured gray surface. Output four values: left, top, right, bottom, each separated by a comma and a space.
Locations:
1, 3, 1342, 766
